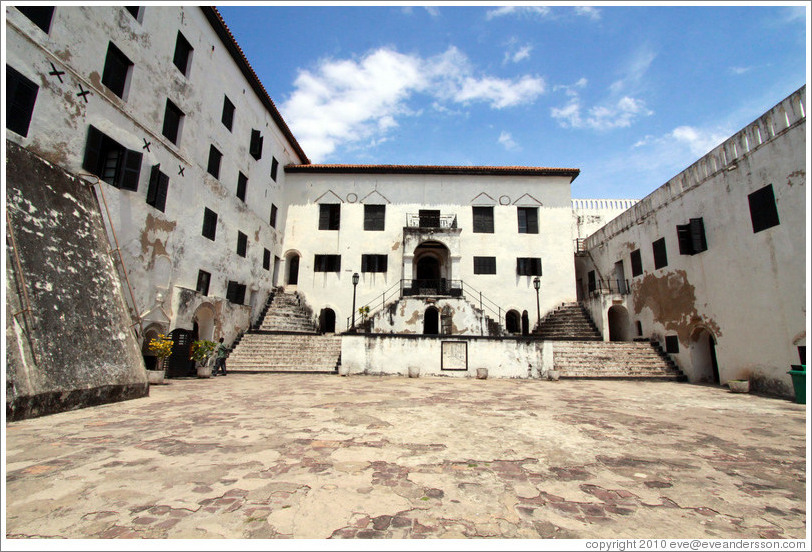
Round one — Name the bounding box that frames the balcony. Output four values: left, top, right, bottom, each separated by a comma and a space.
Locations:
406, 212, 458, 229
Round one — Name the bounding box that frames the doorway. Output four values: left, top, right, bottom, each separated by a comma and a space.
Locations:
691, 328, 720, 384
424, 306, 439, 335
166, 328, 195, 378
505, 310, 521, 334
320, 308, 336, 333
608, 305, 631, 341
287, 254, 299, 285
521, 310, 530, 336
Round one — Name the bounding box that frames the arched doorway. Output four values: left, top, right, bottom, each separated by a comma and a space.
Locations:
416, 256, 440, 280
141, 324, 165, 371
521, 310, 530, 336
412, 241, 450, 295
286, 253, 300, 285
505, 310, 521, 334
166, 328, 195, 378
193, 303, 216, 342
320, 308, 336, 333
424, 306, 439, 335
691, 328, 720, 384
608, 305, 631, 341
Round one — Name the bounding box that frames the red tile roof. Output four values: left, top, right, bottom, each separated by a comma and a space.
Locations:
284, 164, 580, 180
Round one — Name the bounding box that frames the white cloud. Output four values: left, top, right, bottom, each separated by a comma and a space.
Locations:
551, 96, 653, 131
282, 46, 546, 161
633, 125, 732, 158
486, 6, 551, 20
424, 7, 440, 17
504, 44, 532, 64
609, 46, 656, 95
498, 131, 519, 151
574, 7, 601, 20
553, 77, 587, 97
729, 66, 753, 75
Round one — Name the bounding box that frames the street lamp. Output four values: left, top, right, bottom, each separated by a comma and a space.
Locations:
351, 272, 360, 331
533, 276, 541, 329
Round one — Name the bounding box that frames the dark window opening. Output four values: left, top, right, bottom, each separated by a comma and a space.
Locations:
16, 6, 54, 33
207, 145, 222, 179
172, 31, 193, 76
630, 249, 643, 277
271, 157, 279, 181
319, 204, 340, 230
146, 164, 169, 212
314, 254, 341, 273
472, 206, 495, 233
226, 281, 247, 304
652, 238, 668, 269
799, 346, 806, 366
364, 204, 385, 231
587, 270, 596, 293
748, 184, 780, 233
236, 172, 247, 202
270, 204, 278, 228
221, 95, 235, 131
125, 6, 142, 21
636, 321, 643, 337
101, 42, 133, 99
236, 231, 247, 257
665, 335, 680, 354
196, 270, 211, 296
677, 218, 708, 255
517, 207, 538, 234
161, 98, 184, 145
82, 125, 142, 191
249, 129, 263, 160
517, 257, 542, 276
361, 254, 387, 273
202, 208, 217, 240
6, 65, 39, 137
419, 209, 441, 228
473, 256, 496, 274
263, 248, 271, 271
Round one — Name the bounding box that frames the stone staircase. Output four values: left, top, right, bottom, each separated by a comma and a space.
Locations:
534, 302, 601, 340
552, 340, 686, 380
227, 289, 341, 373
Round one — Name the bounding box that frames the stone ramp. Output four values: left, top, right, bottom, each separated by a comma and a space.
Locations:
553, 340, 685, 380
534, 302, 601, 340
227, 332, 341, 373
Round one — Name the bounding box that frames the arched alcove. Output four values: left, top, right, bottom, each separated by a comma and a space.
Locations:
608, 305, 632, 341
320, 308, 336, 333
505, 310, 521, 334
691, 327, 720, 384
424, 306, 439, 335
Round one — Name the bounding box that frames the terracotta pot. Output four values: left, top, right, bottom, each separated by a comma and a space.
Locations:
476, 368, 488, 380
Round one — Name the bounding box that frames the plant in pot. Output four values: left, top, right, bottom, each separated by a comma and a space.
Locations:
190, 339, 217, 378
147, 333, 174, 385
358, 306, 371, 333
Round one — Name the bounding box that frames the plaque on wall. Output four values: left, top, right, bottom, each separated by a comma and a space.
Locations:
441, 341, 468, 371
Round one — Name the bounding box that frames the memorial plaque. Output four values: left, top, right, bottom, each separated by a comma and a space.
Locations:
441, 341, 468, 371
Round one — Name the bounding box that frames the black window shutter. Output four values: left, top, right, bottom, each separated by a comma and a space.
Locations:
147, 164, 160, 204
250, 129, 263, 159
518, 209, 527, 233
380, 255, 387, 273
6, 66, 39, 137
588, 270, 596, 292
630, 249, 643, 276
118, 148, 142, 191
318, 205, 329, 230
677, 224, 692, 255
527, 209, 538, 233
82, 125, 105, 174
361, 255, 369, 272
271, 157, 279, 181
690, 218, 707, 253
533, 258, 542, 276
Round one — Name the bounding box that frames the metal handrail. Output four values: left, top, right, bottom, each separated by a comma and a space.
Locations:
588, 278, 631, 296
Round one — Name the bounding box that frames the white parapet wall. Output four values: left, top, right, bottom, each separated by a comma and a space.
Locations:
341, 335, 549, 379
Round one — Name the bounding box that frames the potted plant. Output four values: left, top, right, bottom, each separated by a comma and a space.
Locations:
358, 306, 370, 333
190, 339, 217, 378
147, 333, 174, 385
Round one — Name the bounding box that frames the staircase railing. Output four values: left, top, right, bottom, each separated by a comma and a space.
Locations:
346, 279, 402, 331
588, 278, 631, 296
458, 280, 503, 334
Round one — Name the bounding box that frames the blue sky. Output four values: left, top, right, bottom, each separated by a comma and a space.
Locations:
217, 3, 808, 199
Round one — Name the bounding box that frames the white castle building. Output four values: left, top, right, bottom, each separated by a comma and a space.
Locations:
4, 5, 807, 418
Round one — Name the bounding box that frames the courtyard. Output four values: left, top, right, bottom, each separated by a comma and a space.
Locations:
4, 373, 807, 541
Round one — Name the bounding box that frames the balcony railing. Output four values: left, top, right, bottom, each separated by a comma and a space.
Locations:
405, 213, 458, 229
588, 278, 631, 296
402, 279, 463, 297
574, 238, 587, 254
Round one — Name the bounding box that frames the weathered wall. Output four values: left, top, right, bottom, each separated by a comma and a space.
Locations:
579, 86, 806, 397
6, 142, 149, 420
282, 171, 577, 331
571, 198, 638, 241
341, 334, 548, 379
367, 296, 493, 336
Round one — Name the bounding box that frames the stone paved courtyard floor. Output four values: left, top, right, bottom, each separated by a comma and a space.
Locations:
4, 373, 808, 541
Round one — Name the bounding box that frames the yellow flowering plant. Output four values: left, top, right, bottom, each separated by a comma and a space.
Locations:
148, 333, 174, 359
190, 340, 217, 362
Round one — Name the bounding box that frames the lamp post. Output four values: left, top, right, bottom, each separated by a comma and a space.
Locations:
351, 272, 359, 331
533, 276, 541, 329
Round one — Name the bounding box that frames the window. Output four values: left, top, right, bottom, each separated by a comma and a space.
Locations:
263, 248, 271, 271
207, 145, 222, 179
748, 184, 780, 233
677, 218, 707, 255
125, 6, 142, 22
271, 157, 279, 181
587, 270, 596, 293
226, 281, 247, 304
364, 204, 385, 231
236, 231, 247, 257
472, 206, 494, 233
473, 256, 496, 274
172, 31, 193, 76
16, 6, 54, 33
630, 249, 643, 277
319, 204, 340, 230
196, 270, 211, 296
82, 125, 142, 191
249, 129, 263, 160
236, 172, 247, 202
6, 65, 39, 137
314, 254, 341, 272
270, 204, 278, 228
202, 208, 217, 240
517, 257, 542, 276
101, 42, 133, 100
517, 207, 538, 234
665, 335, 680, 354
221, 95, 235, 131
652, 238, 668, 269
161, 99, 184, 145
361, 254, 387, 273
146, 165, 169, 212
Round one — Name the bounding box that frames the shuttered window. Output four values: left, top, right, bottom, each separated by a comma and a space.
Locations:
146, 165, 169, 212
677, 218, 707, 255
221, 95, 235, 131
652, 238, 668, 269
101, 42, 133, 99
517, 207, 538, 234
236, 172, 248, 202
207, 145, 222, 178
270, 204, 278, 228
172, 31, 193, 76
263, 249, 271, 271
161, 99, 184, 145
630, 249, 643, 277
236, 231, 247, 257
748, 184, 780, 233
226, 281, 247, 304
473, 256, 496, 274
472, 207, 494, 233
82, 125, 142, 191
271, 157, 279, 181
517, 257, 542, 276
196, 270, 211, 296
5, 65, 39, 137
16, 6, 54, 33
319, 204, 340, 230
361, 254, 388, 273
364, 204, 385, 231
249, 129, 263, 160
314, 255, 341, 272
202, 208, 217, 240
